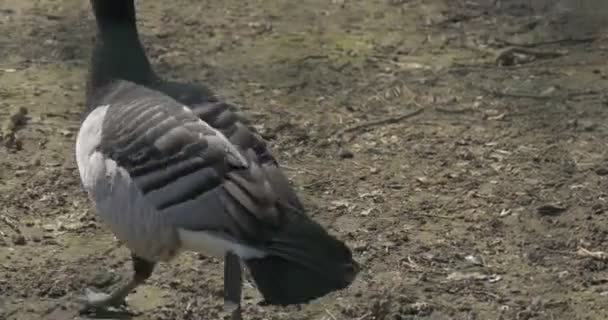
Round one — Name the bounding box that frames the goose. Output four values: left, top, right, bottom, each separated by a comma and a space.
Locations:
76, 0, 359, 318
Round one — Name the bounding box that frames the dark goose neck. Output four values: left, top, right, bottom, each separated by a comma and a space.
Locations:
86, 0, 157, 107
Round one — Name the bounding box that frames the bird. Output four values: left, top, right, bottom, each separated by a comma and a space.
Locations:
76, 0, 359, 319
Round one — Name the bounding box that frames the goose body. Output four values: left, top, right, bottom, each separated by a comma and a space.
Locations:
76, 0, 358, 316
78, 82, 265, 262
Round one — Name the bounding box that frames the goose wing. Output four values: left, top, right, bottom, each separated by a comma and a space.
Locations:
188, 99, 305, 211
81, 81, 283, 244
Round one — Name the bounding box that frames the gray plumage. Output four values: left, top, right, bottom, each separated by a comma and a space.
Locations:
77, 82, 358, 304
79, 0, 358, 313
78, 81, 274, 261
77, 81, 356, 300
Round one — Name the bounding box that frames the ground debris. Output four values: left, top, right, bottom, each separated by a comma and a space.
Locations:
5, 0, 608, 319
536, 204, 567, 216
595, 167, 608, 176
334, 107, 424, 139
1, 106, 28, 150
11, 234, 26, 245
495, 47, 564, 66
338, 148, 354, 159
577, 248, 607, 261
446, 271, 501, 283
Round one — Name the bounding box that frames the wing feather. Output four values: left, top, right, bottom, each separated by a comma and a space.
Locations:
96, 81, 282, 244
188, 100, 305, 211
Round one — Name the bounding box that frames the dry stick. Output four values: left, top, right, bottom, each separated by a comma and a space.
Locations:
0, 215, 20, 234
302, 179, 330, 189
577, 247, 607, 260
408, 212, 455, 220
281, 165, 320, 176
336, 107, 424, 137
495, 47, 564, 66
469, 83, 598, 101
495, 36, 598, 48
468, 289, 500, 300
435, 106, 478, 114
357, 313, 371, 320
295, 54, 328, 63
325, 309, 338, 320
415, 213, 454, 220
449, 60, 552, 70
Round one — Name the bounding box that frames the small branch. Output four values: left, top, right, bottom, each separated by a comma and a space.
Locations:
325, 309, 338, 320
435, 106, 477, 114
357, 313, 371, 320
282, 165, 320, 176
468, 289, 501, 300
470, 83, 598, 101
295, 54, 328, 63
336, 107, 424, 137
496, 47, 564, 66
408, 212, 456, 220
495, 36, 598, 48
1, 215, 20, 234
577, 247, 607, 260
450, 60, 608, 71
435, 12, 486, 27
302, 179, 330, 189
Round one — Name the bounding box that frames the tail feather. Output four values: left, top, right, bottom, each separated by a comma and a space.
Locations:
244, 210, 359, 305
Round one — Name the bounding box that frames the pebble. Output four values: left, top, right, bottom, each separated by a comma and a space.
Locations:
12, 234, 26, 245
338, 148, 354, 159
596, 167, 608, 176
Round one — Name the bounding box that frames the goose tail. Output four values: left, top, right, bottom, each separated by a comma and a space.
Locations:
244, 205, 359, 305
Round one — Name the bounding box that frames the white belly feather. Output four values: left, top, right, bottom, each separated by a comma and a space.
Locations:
178, 229, 266, 259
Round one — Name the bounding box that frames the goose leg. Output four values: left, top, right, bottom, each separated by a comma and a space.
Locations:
224, 252, 243, 320
82, 254, 155, 309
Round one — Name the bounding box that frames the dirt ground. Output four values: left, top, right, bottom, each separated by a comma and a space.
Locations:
2, 0, 608, 319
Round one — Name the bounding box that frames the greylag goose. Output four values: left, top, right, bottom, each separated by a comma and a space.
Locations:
76, 0, 359, 318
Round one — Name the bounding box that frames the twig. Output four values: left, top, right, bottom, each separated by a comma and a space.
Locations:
0, 215, 20, 234
435, 12, 486, 26
295, 54, 328, 63
302, 179, 330, 189
102, 242, 123, 256
402, 256, 424, 272
496, 47, 564, 66
577, 247, 607, 260
470, 84, 598, 101
478, 88, 553, 100
357, 313, 371, 320
408, 212, 455, 220
495, 36, 598, 48
468, 289, 500, 300
449, 60, 608, 71
336, 107, 424, 137
325, 309, 338, 320
350, 160, 375, 170
281, 165, 320, 176
435, 106, 477, 114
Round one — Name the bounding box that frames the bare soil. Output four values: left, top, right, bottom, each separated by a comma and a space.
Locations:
2, 0, 608, 319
